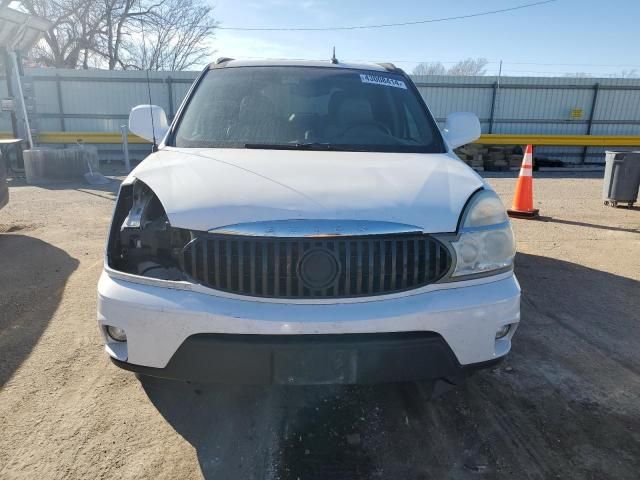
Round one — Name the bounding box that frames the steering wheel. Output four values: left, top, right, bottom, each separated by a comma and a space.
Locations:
339, 121, 392, 137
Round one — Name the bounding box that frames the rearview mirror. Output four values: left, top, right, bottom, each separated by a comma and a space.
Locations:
443, 112, 481, 149
129, 105, 169, 144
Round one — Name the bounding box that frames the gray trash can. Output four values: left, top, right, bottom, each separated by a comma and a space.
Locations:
603, 151, 640, 208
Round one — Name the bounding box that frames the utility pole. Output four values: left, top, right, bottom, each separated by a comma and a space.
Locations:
2, 47, 19, 142
489, 60, 503, 134
494, 60, 503, 131
8, 50, 34, 148
1, 5, 50, 148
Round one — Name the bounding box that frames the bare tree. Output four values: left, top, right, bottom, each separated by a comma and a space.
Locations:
412, 62, 446, 76
18, 0, 216, 70
19, 0, 105, 68
97, 0, 142, 70
412, 58, 489, 76
563, 72, 592, 78
119, 0, 217, 70
94, 0, 185, 70
619, 69, 639, 78
447, 58, 489, 76
564, 70, 638, 79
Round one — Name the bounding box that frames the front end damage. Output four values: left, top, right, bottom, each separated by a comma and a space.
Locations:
100, 179, 520, 385
107, 180, 190, 281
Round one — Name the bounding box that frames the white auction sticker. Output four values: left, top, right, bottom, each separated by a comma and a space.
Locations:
360, 74, 407, 89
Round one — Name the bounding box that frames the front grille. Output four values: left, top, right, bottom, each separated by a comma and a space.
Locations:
180, 234, 452, 298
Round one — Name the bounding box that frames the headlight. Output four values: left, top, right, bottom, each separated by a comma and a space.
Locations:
450, 190, 515, 278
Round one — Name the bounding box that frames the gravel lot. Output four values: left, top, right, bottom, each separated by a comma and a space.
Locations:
0, 171, 639, 479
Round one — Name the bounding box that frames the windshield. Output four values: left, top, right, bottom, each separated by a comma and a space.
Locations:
172, 66, 445, 153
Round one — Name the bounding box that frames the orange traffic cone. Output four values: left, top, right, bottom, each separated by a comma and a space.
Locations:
507, 145, 539, 219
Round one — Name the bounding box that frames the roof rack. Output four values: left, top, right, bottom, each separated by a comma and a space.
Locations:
212, 57, 235, 67
377, 63, 398, 72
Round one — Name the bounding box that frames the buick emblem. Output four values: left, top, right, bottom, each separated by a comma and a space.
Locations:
297, 248, 340, 290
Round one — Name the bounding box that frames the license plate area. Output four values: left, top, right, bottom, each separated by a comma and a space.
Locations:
273, 348, 357, 385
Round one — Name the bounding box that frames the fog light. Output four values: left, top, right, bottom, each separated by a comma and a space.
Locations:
495, 324, 511, 339
106, 325, 127, 342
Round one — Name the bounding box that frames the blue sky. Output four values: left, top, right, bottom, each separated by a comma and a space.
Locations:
211, 0, 640, 77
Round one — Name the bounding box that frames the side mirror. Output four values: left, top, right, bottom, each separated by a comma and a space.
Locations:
129, 105, 169, 144
443, 112, 481, 149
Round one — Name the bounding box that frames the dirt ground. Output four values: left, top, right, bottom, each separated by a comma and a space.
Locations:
0, 171, 639, 480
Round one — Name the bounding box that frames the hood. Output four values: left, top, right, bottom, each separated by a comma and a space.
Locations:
130, 147, 485, 234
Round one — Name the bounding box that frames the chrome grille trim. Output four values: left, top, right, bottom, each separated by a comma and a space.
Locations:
180, 233, 452, 299
208, 219, 423, 238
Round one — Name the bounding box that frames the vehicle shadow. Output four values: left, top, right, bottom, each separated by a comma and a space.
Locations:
0, 234, 79, 387
140, 252, 640, 480
482, 170, 604, 180
7, 177, 120, 201
538, 215, 640, 233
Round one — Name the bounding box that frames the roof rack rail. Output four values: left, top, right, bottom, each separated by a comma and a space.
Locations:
214, 57, 235, 65
377, 63, 398, 72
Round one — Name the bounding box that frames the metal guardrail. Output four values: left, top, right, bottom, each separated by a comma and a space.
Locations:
1, 131, 638, 147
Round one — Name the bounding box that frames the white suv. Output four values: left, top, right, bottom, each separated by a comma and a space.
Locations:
98, 59, 520, 385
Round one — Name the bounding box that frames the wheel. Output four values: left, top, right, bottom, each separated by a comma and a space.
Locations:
604, 200, 609, 206
611, 201, 618, 208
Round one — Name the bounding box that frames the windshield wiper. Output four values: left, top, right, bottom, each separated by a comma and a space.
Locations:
244, 142, 357, 151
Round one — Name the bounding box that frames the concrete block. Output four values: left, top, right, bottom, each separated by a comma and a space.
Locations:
24, 147, 99, 184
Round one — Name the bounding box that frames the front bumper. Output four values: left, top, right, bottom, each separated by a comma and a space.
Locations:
111, 332, 503, 384
98, 270, 520, 384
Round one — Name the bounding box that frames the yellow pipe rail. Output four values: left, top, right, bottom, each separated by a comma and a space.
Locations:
1, 131, 640, 147
37, 131, 149, 144
476, 134, 640, 147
